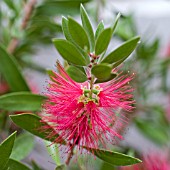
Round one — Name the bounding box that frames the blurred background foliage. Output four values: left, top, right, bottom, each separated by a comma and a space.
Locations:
0, 0, 170, 170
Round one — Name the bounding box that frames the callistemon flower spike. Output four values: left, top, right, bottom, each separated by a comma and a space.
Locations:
42, 62, 135, 152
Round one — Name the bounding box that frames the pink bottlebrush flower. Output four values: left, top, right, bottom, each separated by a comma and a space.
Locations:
42, 63, 134, 151
120, 153, 170, 170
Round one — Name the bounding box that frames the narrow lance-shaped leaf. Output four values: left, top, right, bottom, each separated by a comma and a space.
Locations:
95, 21, 104, 40
10, 113, 66, 144
10, 133, 35, 161
62, 17, 73, 42
95, 28, 112, 55
0, 92, 46, 111
85, 148, 142, 166
100, 162, 116, 170
0, 132, 16, 169
61, 17, 90, 64
68, 17, 90, 51
66, 65, 87, 83
80, 4, 95, 51
0, 44, 30, 92
102, 36, 140, 64
53, 39, 87, 66
111, 12, 121, 34
91, 63, 112, 80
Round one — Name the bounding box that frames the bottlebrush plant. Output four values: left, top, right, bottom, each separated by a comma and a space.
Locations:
40, 4, 141, 167
0, 3, 141, 170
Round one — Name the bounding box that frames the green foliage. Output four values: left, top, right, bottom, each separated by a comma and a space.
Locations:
0, 92, 46, 111
111, 13, 121, 34
86, 148, 141, 166
91, 63, 112, 80
57, 6, 139, 84
100, 162, 116, 170
66, 65, 87, 82
62, 17, 73, 42
0, 132, 16, 170
80, 4, 95, 51
10, 133, 35, 161
0, 45, 30, 92
95, 28, 112, 55
10, 113, 65, 144
53, 39, 88, 66
68, 17, 90, 50
95, 73, 117, 83
95, 21, 104, 40
102, 36, 140, 64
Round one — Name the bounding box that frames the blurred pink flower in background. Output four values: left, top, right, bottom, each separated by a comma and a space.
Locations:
164, 42, 170, 57
120, 153, 170, 170
42, 63, 134, 151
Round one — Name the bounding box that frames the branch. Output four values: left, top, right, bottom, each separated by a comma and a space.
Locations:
7, 0, 37, 54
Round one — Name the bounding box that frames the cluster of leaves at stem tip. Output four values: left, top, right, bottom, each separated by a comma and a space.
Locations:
52, 4, 140, 83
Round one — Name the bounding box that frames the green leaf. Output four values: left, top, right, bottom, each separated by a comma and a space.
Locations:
86, 148, 141, 166
0, 132, 16, 169
100, 162, 115, 170
112, 58, 125, 68
66, 65, 87, 82
80, 4, 95, 51
0, 44, 30, 92
55, 165, 65, 170
111, 13, 121, 34
102, 36, 140, 64
95, 21, 104, 40
10, 113, 66, 144
91, 64, 112, 80
10, 133, 35, 161
95, 73, 117, 83
62, 17, 73, 42
53, 39, 87, 66
68, 17, 90, 50
61, 17, 90, 64
0, 92, 46, 111
95, 28, 112, 55
6, 159, 31, 170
